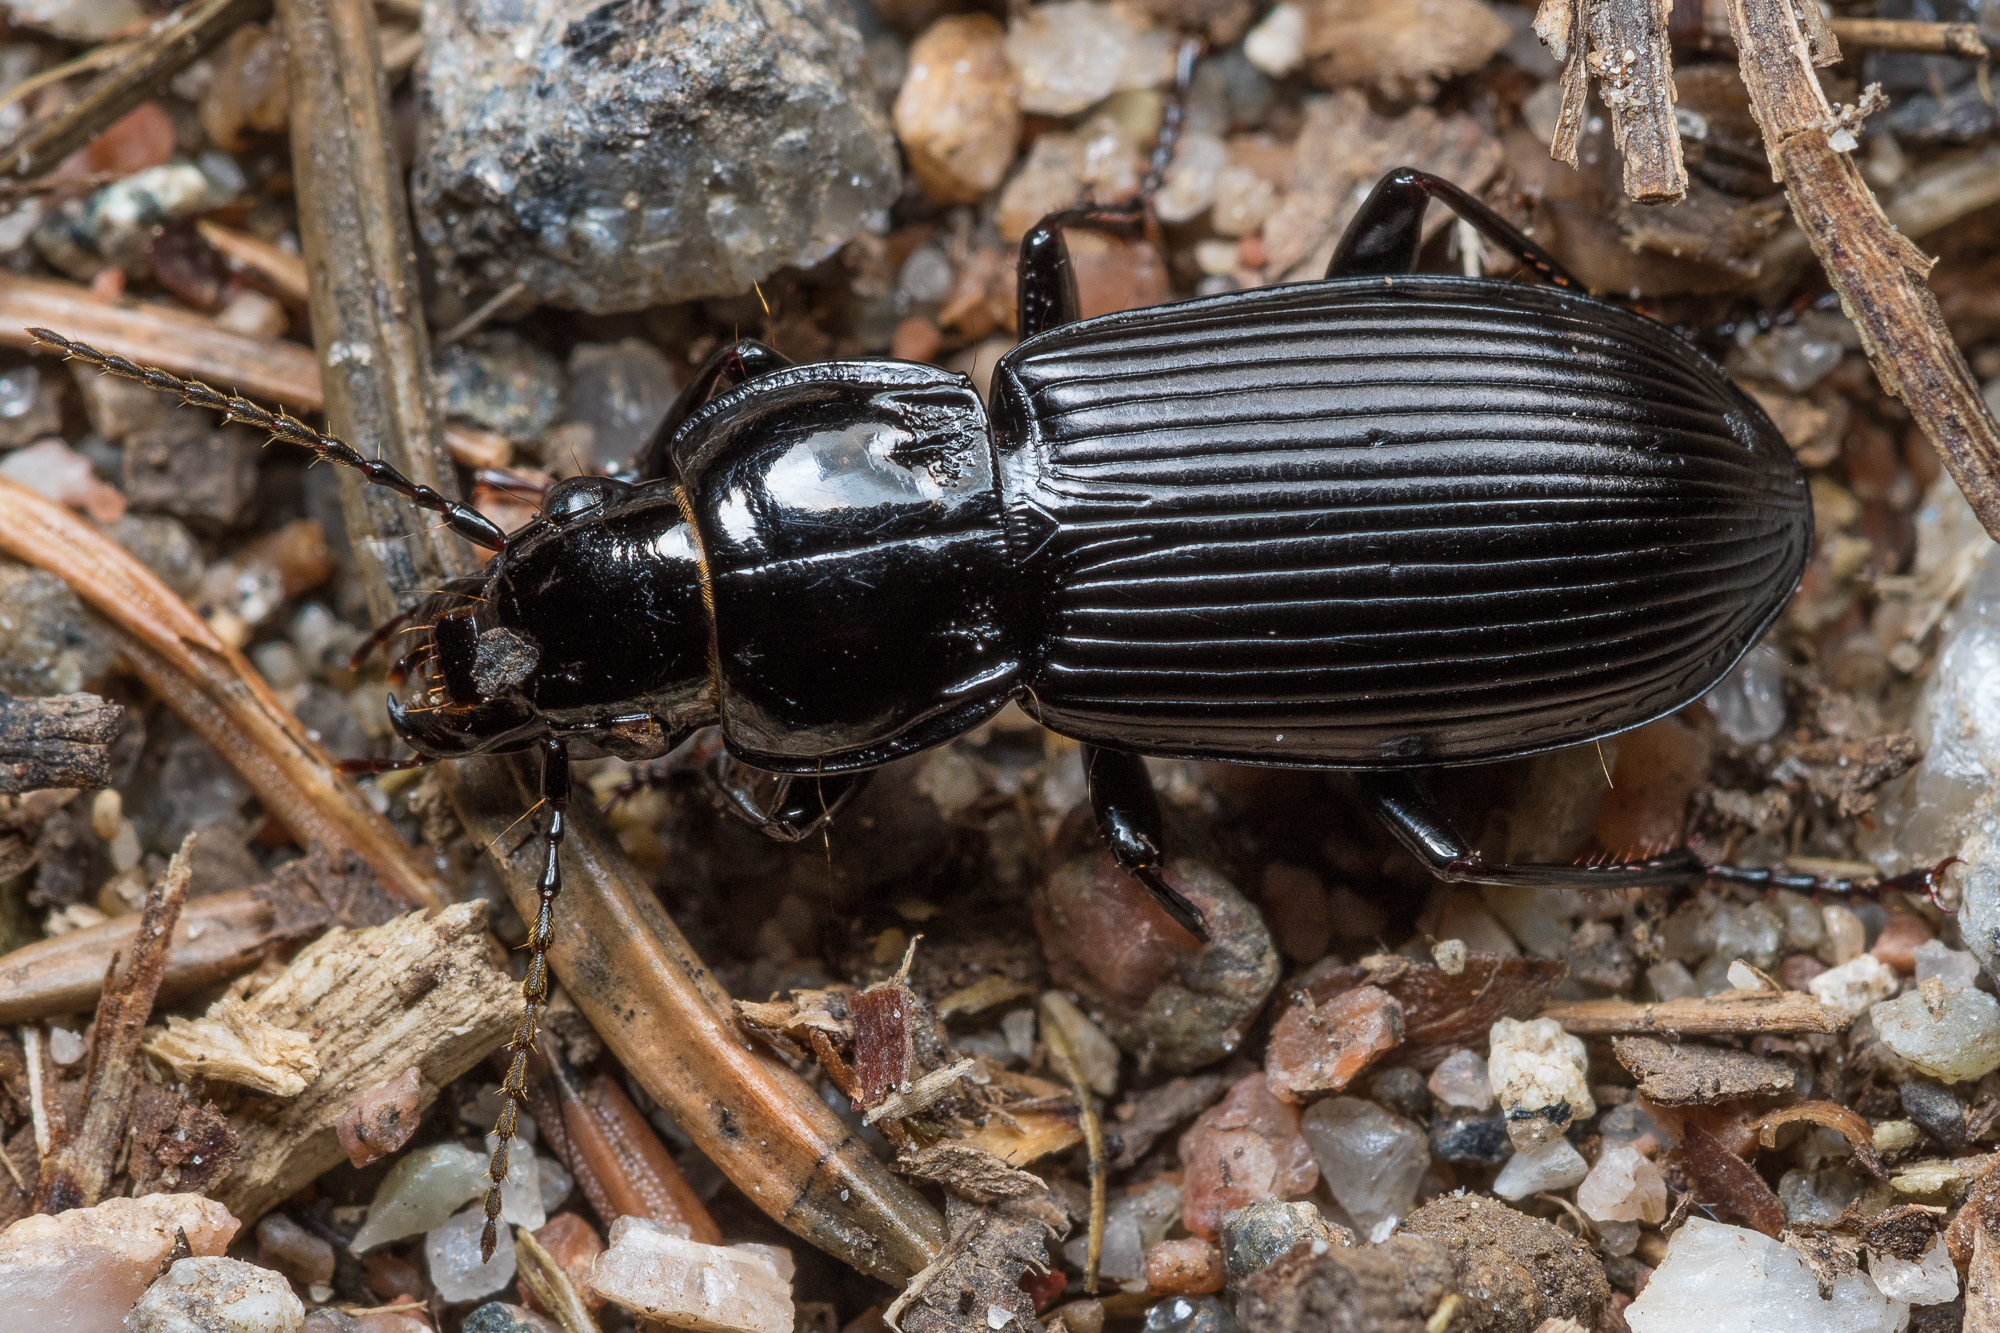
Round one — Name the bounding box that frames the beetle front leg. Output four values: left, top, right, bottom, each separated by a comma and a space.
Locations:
1328, 167, 1582, 290
481, 736, 569, 1263
1083, 745, 1211, 942
707, 757, 874, 844
630, 338, 793, 482
1357, 769, 1709, 889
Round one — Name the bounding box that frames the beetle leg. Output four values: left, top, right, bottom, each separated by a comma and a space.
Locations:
1083, 745, 1211, 942
1327, 167, 1583, 292
482, 736, 569, 1263
1358, 770, 1709, 889
630, 338, 792, 483
703, 751, 875, 844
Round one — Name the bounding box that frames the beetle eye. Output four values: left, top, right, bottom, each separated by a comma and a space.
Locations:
545, 478, 610, 522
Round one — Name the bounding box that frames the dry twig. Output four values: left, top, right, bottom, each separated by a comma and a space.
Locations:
0, 0, 272, 178
0, 693, 121, 794
1826, 18, 1992, 58
31, 833, 192, 1213
211, 900, 516, 1225
1534, 0, 1687, 202
438, 755, 947, 1283
1725, 0, 2000, 542
0, 271, 510, 469
0, 480, 447, 911
277, 0, 477, 618
1540, 990, 1850, 1035
196, 221, 310, 305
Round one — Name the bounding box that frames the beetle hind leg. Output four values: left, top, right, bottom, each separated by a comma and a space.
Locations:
1084, 746, 1211, 942
1358, 770, 1712, 890
1328, 167, 1582, 291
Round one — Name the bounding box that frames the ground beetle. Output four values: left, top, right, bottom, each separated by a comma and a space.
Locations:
31, 166, 1952, 1262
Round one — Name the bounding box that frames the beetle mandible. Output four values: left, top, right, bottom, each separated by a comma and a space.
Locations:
31, 166, 1951, 1263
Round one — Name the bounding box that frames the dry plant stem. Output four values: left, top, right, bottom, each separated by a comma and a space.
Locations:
438, 755, 946, 1283
516, 1223, 602, 1333
1540, 991, 1850, 1035
1535, 0, 1687, 202
213, 900, 517, 1224
1826, 18, 1991, 58
278, 0, 474, 620
0, 480, 446, 911
0, 885, 312, 1023
1726, 0, 2000, 543
196, 221, 310, 305
32, 834, 192, 1213
536, 1046, 723, 1245
0, 0, 271, 178
0, 271, 508, 469
1585, 0, 1688, 202
1041, 1015, 1104, 1297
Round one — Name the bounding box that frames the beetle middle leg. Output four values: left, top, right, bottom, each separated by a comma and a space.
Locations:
1358, 770, 1960, 905
481, 735, 569, 1261
1083, 746, 1211, 941
1328, 167, 1582, 290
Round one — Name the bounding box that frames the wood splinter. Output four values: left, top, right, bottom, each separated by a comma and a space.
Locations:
1534, 0, 1689, 203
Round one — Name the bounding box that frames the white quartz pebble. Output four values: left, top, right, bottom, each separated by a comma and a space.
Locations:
1871, 979, 2000, 1082
1487, 1017, 1594, 1150
1492, 1136, 1589, 1201
589, 1217, 795, 1333
1808, 953, 1900, 1018
1627, 1218, 1909, 1333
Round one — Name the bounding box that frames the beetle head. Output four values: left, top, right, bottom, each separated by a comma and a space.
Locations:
385, 583, 544, 759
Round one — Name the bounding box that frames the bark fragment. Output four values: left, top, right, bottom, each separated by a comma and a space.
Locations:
0, 693, 122, 794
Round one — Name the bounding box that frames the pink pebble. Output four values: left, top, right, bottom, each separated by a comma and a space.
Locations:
1176, 1072, 1318, 1239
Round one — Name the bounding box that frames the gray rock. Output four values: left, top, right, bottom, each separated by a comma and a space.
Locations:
558, 338, 681, 469
0, 563, 116, 697
129, 1256, 304, 1333
0, 365, 61, 449
122, 415, 261, 531
434, 330, 564, 443
107, 513, 205, 599
414, 0, 900, 313
1221, 1199, 1352, 1284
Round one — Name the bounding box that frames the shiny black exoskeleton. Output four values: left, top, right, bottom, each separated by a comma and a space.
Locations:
48, 169, 1948, 1267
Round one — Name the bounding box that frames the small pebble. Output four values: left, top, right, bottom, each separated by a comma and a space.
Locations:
1708, 645, 1788, 744
1871, 911, 1936, 974
0, 437, 125, 523
1492, 1135, 1589, 1202
894, 14, 1023, 204
1808, 953, 1900, 1017
1867, 1236, 1957, 1306
1242, 2, 1305, 76
587, 1218, 793, 1333
1900, 1080, 1971, 1151
1063, 1178, 1179, 1284
1218, 1199, 1350, 1283
350, 1142, 488, 1252
1487, 1016, 1595, 1151
1263, 984, 1402, 1102
1177, 1072, 1318, 1239
1872, 978, 2000, 1082
1428, 1107, 1512, 1165
1003, 0, 1175, 116
462, 1303, 559, 1333
1152, 132, 1229, 224
257, 1212, 336, 1289
0, 1193, 239, 1329
1646, 960, 1699, 1001
522, 1213, 604, 1315
1140, 1295, 1238, 1333
426, 1205, 516, 1304
1042, 991, 1121, 1096
1821, 905, 1867, 965
1625, 1217, 1905, 1333
1209, 167, 1276, 237
335, 1066, 426, 1169
128, 1257, 304, 1333
1144, 1238, 1225, 1296
1298, 1096, 1428, 1241
1912, 939, 1981, 990
1576, 1143, 1668, 1224
1426, 1049, 1493, 1110
47, 1025, 84, 1066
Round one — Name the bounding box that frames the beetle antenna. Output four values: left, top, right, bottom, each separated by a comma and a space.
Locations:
1138, 38, 1203, 202
27, 328, 507, 552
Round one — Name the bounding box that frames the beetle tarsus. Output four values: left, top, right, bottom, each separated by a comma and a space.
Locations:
481, 735, 570, 1264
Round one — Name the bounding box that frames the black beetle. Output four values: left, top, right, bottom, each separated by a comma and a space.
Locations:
30, 166, 1947, 1262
